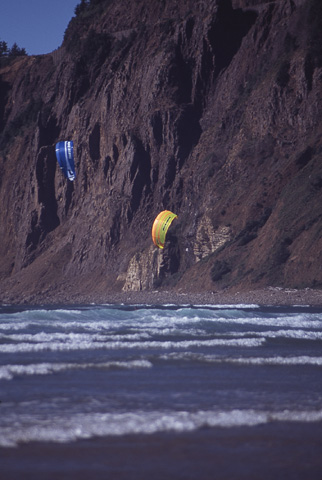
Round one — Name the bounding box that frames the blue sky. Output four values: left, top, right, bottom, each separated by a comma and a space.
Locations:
0, 0, 80, 55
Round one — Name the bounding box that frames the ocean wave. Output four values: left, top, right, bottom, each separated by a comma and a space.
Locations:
192, 304, 260, 309
0, 331, 150, 342
1, 311, 321, 335
0, 359, 152, 380
4, 308, 83, 320
2, 352, 320, 382
1, 408, 322, 447
222, 329, 322, 341
0, 337, 265, 354
159, 352, 322, 366
209, 315, 322, 329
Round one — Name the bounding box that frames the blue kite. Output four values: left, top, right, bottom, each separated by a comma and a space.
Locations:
55, 141, 76, 181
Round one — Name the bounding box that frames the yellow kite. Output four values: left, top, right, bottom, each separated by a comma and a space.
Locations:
151, 210, 178, 249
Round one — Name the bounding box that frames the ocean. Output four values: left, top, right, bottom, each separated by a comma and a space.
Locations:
1, 302, 322, 479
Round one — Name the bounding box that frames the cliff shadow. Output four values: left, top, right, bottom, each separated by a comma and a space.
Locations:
210, 0, 258, 77
35, 146, 60, 234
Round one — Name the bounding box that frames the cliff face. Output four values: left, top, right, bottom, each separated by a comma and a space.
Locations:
1, 0, 322, 303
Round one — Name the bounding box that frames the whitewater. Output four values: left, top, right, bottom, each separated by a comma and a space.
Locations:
0, 303, 322, 449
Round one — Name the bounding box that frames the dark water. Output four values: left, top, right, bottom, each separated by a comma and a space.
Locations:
0, 303, 322, 478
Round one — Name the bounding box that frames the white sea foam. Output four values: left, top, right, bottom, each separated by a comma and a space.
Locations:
1, 408, 322, 447
2, 309, 83, 321
225, 356, 322, 366
160, 352, 322, 366
222, 329, 322, 341
0, 331, 150, 342
192, 304, 260, 309
0, 315, 202, 333
1, 307, 321, 336
0, 337, 265, 354
0, 359, 152, 380
210, 315, 322, 329
2, 352, 320, 381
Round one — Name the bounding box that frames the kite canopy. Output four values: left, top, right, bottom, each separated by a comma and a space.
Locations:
152, 210, 178, 249
55, 141, 76, 181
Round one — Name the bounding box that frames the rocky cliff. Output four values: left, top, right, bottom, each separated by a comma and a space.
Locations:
1, 0, 322, 303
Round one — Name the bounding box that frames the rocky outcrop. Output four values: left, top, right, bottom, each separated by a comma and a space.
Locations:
1, 0, 322, 303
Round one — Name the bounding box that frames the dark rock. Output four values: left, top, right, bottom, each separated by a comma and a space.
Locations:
1, 0, 322, 303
